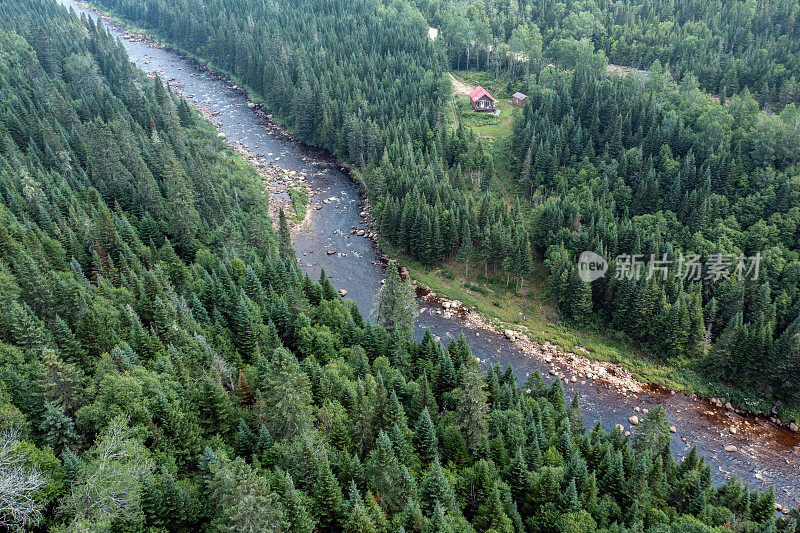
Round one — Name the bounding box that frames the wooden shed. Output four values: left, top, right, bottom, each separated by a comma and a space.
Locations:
512, 92, 528, 107
469, 86, 496, 112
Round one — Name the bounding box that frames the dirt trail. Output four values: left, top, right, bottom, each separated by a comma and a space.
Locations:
448, 72, 474, 96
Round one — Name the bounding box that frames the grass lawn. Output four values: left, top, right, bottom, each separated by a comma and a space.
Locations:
449, 71, 520, 141
453, 93, 518, 141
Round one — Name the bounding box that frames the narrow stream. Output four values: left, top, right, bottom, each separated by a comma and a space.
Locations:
58, 0, 800, 509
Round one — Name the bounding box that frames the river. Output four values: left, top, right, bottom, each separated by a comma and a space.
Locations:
57, 0, 800, 509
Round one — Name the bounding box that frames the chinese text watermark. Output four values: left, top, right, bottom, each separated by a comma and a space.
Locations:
578, 252, 761, 283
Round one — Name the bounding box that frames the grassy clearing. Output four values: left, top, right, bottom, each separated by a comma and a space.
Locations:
383, 241, 713, 395
449, 71, 519, 141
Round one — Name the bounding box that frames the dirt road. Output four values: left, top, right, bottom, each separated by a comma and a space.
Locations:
448, 72, 474, 96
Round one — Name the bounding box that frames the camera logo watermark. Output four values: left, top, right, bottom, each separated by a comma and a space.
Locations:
577, 251, 609, 283
578, 252, 761, 283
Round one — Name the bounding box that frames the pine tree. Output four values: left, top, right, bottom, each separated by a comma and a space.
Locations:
315, 454, 345, 530
262, 347, 313, 438
455, 365, 489, 453
233, 294, 260, 359
373, 261, 417, 337
632, 405, 671, 458
475, 487, 513, 533
344, 483, 377, 533
320, 269, 338, 300
401, 498, 425, 532
457, 224, 475, 280
196, 374, 234, 437
40, 400, 78, 453
369, 431, 405, 514
507, 447, 529, 505
561, 479, 581, 513
365, 492, 389, 533
414, 408, 439, 464
420, 457, 455, 515
426, 505, 453, 533
567, 393, 584, 434
235, 419, 256, 459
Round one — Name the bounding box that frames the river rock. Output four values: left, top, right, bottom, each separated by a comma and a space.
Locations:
628, 415, 639, 425
634, 406, 641, 412
790, 422, 799, 432
338, 289, 347, 297
326, 250, 336, 255
670, 426, 677, 433
724, 445, 737, 453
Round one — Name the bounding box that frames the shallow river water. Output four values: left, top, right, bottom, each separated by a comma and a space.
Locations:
58, 0, 800, 508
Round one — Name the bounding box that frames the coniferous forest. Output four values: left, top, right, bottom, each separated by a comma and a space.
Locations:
87, 0, 800, 411
1, 0, 800, 530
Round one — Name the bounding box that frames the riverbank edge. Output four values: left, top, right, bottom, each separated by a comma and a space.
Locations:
69, 1, 316, 235
399, 255, 800, 428
75, 0, 799, 430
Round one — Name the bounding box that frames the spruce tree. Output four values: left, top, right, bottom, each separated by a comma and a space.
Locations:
373, 261, 417, 337
315, 454, 345, 530
420, 457, 455, 515
414, 408, 439, 464
455, 365, 489, 453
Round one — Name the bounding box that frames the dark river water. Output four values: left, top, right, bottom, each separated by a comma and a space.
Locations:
58, 0, 800, 509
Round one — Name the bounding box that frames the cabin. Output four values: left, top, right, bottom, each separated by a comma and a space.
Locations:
512, 92, 528, 107
469, 86, 496, 112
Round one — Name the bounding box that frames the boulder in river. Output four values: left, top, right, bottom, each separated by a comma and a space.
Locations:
724, 445, 737, 452
790, 422, 799, 432
628, 415, 639, 425
670, 426, 677, 433
338, 289, 347, 297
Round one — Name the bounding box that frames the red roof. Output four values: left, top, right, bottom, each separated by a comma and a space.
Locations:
469, 86, 496, 102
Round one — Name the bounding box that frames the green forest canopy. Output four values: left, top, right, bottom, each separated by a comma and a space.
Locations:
0, 0, 798, 530
88, 0, 800, 414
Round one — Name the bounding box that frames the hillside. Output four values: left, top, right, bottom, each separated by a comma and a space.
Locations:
0, 0, 798, 530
